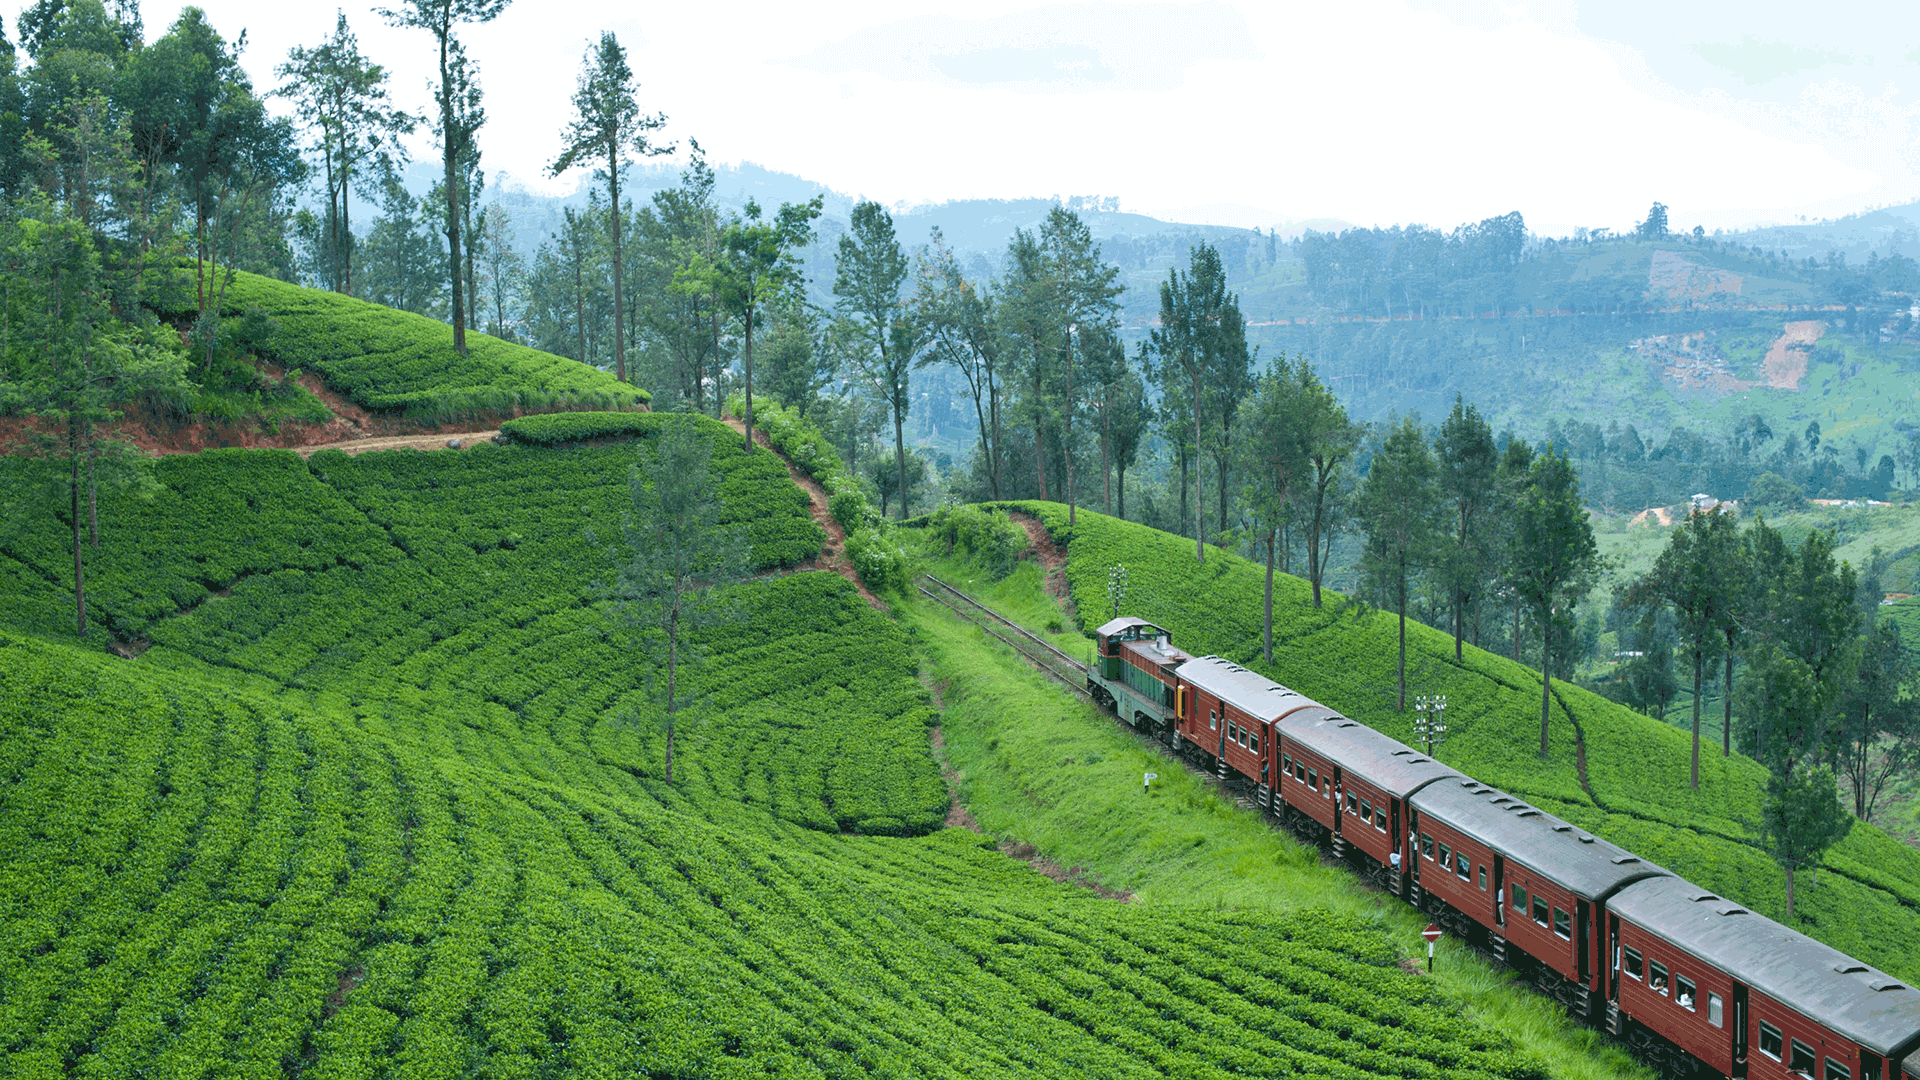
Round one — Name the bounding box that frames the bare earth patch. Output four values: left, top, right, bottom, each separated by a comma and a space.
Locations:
1007, 510, 1076, 620
723, 416, 887, 611
293, 431, 500, 457
998, 840, 1133, 902
1762, 320, 1824, 390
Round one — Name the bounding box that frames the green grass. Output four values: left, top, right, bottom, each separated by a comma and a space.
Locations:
972, 500, 1920, 985
906, 543, 1648, 1080
143, 266, 647, 420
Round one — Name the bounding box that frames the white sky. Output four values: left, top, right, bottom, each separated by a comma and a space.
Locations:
94, 0, 1920, 235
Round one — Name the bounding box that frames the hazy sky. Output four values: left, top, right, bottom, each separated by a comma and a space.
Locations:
105, 0, 1920, 234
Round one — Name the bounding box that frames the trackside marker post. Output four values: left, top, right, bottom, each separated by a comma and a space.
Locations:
1423, 924, 1442, 972
1143, 772, 1158, 794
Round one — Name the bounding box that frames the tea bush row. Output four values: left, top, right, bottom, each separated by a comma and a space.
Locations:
143, 267, 647, 417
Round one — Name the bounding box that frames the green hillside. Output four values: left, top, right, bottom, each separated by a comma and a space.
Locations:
143, 267, 648, 420
0, 416, 1558, 1078
984, 501, 1920, 985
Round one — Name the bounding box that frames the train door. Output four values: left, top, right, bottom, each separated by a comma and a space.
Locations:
1862, 1051, 1883, 1080
1730, 983, 1749, 1079
1577, 899, 1592, 988
1606, 914, 1619, 1001
1330, 768, 1343, 837
1492, 855, 1506, 930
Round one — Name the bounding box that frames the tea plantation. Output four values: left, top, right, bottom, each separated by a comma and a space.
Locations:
984, 501, 1920, 985
143, 267, 648, 419
0, 417, 1554, 1078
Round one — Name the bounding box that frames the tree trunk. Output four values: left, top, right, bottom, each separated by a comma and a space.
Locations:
1539, 618, 1552, 758
988, 377, 1003, 499
1690, 649, 1703, 789
1064, 335, 1075, 526
70, 420, 85, 637
609, 159, 625, 383
1032, 345, 1049, 501
1192, 366, 1205, 562
1513, 595, 1522, 663
1723, 635, 1735, 756
1177, 449, 1189, 541
743, 300, 755, 451
1100, 409, 1111, 515
1784, 865, 1795, 922
894, 404, 908, 520
1396, 572, 1408, 711
1264, 533, 1276, 664
665, 605, 678, 785
440, 34, 468, 357
574, 249, 587, 365
1116, 464, 1126, 520
87, 451, 97, 547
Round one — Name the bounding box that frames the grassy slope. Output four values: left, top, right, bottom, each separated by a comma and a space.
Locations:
982, 501, 1920, 985
143, 267, 648, 418
0, 417, 1553, 1078
908, 556, 1656, 1080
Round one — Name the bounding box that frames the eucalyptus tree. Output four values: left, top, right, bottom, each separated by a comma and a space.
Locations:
379, 0, 509, 355
1509, 446, 1601, 756
608, 421, 749, 786
1836, 622, 1916, 820
999, 228, 1060, 502
834, 201, 919, 518
640, 142, 723, 414
1237, 356, 1310, 663
1154, 241, 1246, 556
1358, 416, 1440, 709
1038, 206, 1122, 527
718, 195, 822, 450
0, 212, 188, 637
275, 12, 416, 296
1106, 355, 1151, 521
1638, 507, 1741, 788
914, 229, 1003, 497
550, 30, 669, 384
1434, 395, 1498, 661
475, 202, 522, 336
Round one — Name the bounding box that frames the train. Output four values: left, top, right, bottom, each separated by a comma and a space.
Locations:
1084, 616, 1920, 1080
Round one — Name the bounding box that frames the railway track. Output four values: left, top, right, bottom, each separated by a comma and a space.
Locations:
914, 574, 1092, 699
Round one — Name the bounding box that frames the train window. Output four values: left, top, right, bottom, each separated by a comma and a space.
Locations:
1307, 768, 1318, 790
1511, 883, 1528, 912
1532, 895, 1549, 927
1295, 760, 1306, 782
1790, 1039, 1815, 1076
1676, 975, 1695, 1010
1250, 733, 1260, 753
1478, 866, 1487, 890
1420, 833, 1434, 859
1375, 809, 1388, 833
1437, 842, 1451, 868
1757, 1021, 1781, 1059
1825, 1058, 1850, 1080
1210, 709, 1219, 731
1552, 907, 1571, 939
1282, 754, 1292, 778
1456, 854, 1471, 880
1345, 792, 1357, 814
1623, 947, 1642, 980
1706, 993, 1722, 1027
1649, 960, 1669, 995
1359, 800, 1372, 823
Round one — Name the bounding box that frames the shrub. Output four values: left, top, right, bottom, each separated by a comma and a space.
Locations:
927, 505, 1026, 578
845, 526, 909, 594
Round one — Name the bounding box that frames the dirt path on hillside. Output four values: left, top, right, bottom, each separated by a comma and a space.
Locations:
722, 416, 886, 611
1008, 511, 1076, 620
1762, 320, 1825, 390
292, 431, 500, 458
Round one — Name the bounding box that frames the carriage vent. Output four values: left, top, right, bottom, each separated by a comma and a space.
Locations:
1834, 963, 1869, 974
1577, 836, 1597, 844
1868, 978, 1905, 992
1688, 892, 1721, 903
1488, 796, 1514, 806
1337, 721, 1359, 727
1460, 779, 1478, 787
1715, 906, 1747, 917
1513, 809, 1541, 818
1391, 749, 1413, 757
1610, 856, 1641, 865
1551, 825, 1573, 833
